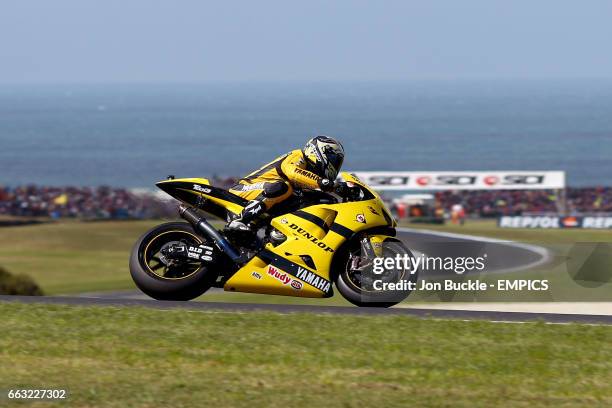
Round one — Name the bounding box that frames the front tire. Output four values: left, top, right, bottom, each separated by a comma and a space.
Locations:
336, 240, 418, 307
129, 222, 217, 300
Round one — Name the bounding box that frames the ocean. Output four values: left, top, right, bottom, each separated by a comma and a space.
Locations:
1, 80, 611, 187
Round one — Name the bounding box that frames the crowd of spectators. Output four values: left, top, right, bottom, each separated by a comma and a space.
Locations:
1, 181, 611, 220
0, 185, 171, 219
435, 187, 612, 217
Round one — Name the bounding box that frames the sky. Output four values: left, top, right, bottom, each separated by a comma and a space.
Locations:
1, 0, 612, 83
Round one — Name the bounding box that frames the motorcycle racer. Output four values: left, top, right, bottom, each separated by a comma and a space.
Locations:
226, 135, 345, 232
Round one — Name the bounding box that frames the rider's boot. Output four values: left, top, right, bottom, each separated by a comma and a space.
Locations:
226, 199, 266, 232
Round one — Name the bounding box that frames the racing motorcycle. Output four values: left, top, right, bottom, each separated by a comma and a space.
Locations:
129, 172, 418, 307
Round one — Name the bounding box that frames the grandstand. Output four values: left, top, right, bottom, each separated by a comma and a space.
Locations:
0, 172, 610, 226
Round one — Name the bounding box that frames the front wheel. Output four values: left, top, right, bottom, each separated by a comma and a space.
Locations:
129, 222, 217, 300
336, 240, 418, 307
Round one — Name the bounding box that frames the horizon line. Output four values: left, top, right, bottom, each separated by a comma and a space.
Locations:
2, 77, 612, 86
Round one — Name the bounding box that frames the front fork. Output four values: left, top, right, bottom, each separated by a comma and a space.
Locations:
349, 234, 391, 271
362, 234, 389, 257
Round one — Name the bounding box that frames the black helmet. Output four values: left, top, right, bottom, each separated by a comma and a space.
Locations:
302, 135, 345, 180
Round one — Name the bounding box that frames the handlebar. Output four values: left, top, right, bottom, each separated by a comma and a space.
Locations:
334, 181, 363, 202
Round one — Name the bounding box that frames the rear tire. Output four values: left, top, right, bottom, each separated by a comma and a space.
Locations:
336, 240, 418, 308
129, 222, 217, 301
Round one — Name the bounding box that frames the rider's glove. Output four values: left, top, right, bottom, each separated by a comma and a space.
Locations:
335, 181, 361, 200
318, 178, 334, 192
334, 181, 350, 196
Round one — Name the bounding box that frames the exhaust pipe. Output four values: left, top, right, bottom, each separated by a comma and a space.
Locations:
179, 205, 241, 262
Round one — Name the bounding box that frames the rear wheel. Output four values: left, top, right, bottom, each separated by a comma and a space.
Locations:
129, 222, 217, 300
335, 239, 418, 307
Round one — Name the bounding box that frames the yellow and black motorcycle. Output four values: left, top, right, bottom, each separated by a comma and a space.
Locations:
129, 172, 418, 307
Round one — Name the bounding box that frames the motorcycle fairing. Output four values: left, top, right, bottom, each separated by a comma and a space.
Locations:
156, 178, 247, 218
224, 172, 396, 297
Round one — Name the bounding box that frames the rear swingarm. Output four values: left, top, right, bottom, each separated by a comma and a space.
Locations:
161, 242, 215, 263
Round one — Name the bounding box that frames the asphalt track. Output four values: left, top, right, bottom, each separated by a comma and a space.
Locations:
396, 227, 551, 274
4, 228, 604, 325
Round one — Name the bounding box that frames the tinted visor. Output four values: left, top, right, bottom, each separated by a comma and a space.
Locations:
323, 150, 344, 179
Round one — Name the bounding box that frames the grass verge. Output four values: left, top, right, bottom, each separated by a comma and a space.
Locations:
1, 302, 611, 407
0, 220, 158, 294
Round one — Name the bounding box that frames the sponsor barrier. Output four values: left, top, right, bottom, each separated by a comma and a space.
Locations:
498, 215, 612, 229
352, 171, 565, 190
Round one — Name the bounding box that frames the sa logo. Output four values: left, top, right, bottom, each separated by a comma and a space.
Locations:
355, 213, 366, 224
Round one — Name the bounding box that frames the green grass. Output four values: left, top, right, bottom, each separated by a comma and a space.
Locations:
0, 220, 159, 294
0, 302, 610, 408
